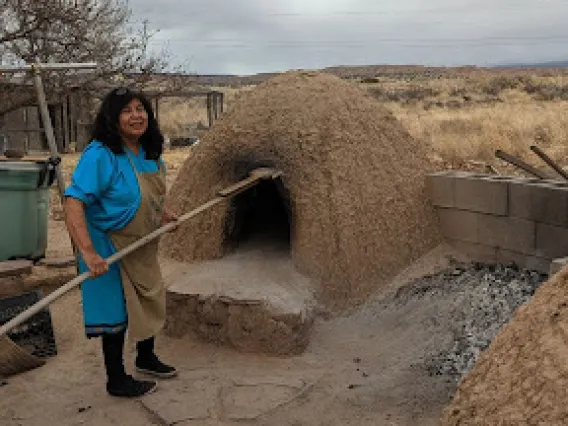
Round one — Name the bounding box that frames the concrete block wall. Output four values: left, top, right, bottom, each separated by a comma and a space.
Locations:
427, 171, 568, 274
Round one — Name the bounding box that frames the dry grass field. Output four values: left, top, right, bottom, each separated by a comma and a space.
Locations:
361, 73, 568, 174
154, 69, 568, 179
157, 86, 254, 137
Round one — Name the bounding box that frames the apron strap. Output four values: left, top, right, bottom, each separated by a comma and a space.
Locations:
125, 150, 140, 177
157, 158, 166, 176
125, 149, 163, 177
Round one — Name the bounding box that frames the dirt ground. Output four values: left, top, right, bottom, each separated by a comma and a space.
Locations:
0, 148, 466, 425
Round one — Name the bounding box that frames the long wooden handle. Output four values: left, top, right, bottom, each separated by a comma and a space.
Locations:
217, 168, 281, 197
529, 145, 568, 181
0, 169, 281, 337
495, 149, 551, 179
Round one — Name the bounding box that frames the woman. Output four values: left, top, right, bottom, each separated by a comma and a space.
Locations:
64, 87, 178, 398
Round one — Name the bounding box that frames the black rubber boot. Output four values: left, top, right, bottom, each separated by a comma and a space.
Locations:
135, 336, 177, 378
102, 331, 157, 397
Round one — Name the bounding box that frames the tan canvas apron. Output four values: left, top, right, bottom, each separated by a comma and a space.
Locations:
108, 152, 166, 342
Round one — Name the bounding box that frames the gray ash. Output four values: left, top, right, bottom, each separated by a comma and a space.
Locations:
397, 262, 547, 381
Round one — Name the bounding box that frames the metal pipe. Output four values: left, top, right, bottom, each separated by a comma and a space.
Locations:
494, 149, 551, 179
529, 145, 568, 180
0, 62, 97, 73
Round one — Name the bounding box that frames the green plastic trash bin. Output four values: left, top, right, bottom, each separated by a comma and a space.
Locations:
0, 160, 56, 262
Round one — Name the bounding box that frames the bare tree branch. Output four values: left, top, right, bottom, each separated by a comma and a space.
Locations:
0, 0, 177, 115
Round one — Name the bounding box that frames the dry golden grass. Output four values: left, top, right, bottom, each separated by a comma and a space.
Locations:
390, 98, 568, 170
358, 74, 568, 175
157, 86, 254, 138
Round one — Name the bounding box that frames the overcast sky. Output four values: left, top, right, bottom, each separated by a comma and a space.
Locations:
129, 0, 568, 75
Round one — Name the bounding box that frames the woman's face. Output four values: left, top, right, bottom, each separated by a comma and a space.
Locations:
118, 98, 148, 141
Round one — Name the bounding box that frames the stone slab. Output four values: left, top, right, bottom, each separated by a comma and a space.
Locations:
161, 246, 316, 356
139, 368, 323, 424
0, 260, 33, 278
140, 373, 220, 424
0, 265, 76, 299
140, 369, 322, 424
38, 256, 76, 269
223, 382, 303, 420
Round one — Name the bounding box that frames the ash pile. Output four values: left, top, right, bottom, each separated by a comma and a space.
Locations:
398, 262, 548, 381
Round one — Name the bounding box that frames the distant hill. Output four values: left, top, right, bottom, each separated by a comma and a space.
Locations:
498, 60, 568, 68
135, 63, 568, 89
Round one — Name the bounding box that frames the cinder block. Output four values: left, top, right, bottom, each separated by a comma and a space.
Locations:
496, 249, 550, 274
426, 172, 455, 208
507, 217, 536, 253
477, 214, 505, 247
508, 179, 533, 219
541, 179, 568, 187
437, 208, 478, 243
496, 248, 524, 266
477, 214, 535, 253
535, 223, 568, 259
509, 180, 568, 226
452, 171, 489, 178
531, 183, 568, 227
448, 240, 497, 263
524, 256, 552, 274
454, 175, 508, 216
484, 176, 514, 182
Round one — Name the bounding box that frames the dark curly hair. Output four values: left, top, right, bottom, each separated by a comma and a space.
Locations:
90, 87, 164, 160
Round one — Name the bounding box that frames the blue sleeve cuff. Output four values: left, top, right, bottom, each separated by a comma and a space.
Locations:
64, 185, 95, 205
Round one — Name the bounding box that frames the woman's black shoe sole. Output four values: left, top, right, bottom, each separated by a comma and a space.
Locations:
136, 366, 178, 378
107, 379, 158, 397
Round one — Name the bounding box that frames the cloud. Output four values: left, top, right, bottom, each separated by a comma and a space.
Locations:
129, 0, 568, 74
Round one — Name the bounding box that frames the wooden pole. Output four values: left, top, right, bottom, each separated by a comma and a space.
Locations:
31, 63, 67, 199
529, 145, 568, 181
206, 92, 213, 128
213, 93, 218, 120
68, 93, 77, 147
62, 96, 70, 153
29, 61, 97, 266
494, 150, 551, 179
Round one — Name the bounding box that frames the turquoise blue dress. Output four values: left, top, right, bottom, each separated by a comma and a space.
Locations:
64, 140, 164, 337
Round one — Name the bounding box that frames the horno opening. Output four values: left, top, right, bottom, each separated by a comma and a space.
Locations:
225, 176, 291, 254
